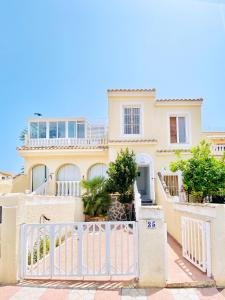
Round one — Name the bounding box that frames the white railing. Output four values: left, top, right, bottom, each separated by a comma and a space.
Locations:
134, 182, 142, 220
31, 180, 48, 196
182, 216, 211, 277
21, 221, 138, 279
56, 181, 80, 196
212, 144, 225, 155
27, 137, 108, 148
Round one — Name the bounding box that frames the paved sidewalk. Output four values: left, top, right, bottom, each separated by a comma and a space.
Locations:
1, 285, 225, 300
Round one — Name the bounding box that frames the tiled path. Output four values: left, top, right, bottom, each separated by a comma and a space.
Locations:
167, 235, 215, 287
1, 285, 225, 300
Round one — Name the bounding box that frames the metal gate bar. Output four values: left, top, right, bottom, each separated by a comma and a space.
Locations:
20, 221, 138, 279
181, 216, 211, 277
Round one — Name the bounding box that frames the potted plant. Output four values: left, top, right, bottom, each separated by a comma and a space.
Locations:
81, 176, 111, 221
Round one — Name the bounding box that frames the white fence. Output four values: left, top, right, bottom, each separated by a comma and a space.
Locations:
56, 181, 80, 197
181, 216, 211, 277
212, 144, 225, 155
20, 221, 138, 279
28, 138, 107, 148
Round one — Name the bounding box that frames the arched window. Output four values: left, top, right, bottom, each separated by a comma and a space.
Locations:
57, 164, 81, 181
88, 163, 107, 180
32, 164, 48, 192
56, 164, 81, 196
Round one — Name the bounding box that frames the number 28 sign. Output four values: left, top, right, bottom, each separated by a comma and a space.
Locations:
146, 219, 156, 229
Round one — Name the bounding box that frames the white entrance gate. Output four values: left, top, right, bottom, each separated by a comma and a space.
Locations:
181, 216, 211, 277
20, 221, 138, 279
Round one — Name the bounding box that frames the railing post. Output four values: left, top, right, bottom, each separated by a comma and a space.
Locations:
106, 222, 111, 275
206, 222, 212, 277
50, 225, 55, 278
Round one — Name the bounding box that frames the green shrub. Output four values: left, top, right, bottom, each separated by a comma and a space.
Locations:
81, 176, 111, 217
106, 148, 138, 204
170, 140, 225, 202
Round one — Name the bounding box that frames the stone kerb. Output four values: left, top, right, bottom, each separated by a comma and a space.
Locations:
137, 205, 168, 287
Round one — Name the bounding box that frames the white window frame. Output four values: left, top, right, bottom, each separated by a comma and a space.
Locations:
121, 103, 143, 137
29, 121, 47, 139
167, 112, 191, 147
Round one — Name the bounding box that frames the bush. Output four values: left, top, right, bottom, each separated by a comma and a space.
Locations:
81, 176, 111, 217
106, 148, 138, 204
170, 140, 225, 202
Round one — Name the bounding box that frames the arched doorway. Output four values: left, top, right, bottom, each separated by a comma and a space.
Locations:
87, 163, 108, 180
32, 164, 48, 192
136, 154, 155, 204
56, 164, 81, 196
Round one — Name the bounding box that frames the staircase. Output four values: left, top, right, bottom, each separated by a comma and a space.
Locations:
141, 199, 152, 206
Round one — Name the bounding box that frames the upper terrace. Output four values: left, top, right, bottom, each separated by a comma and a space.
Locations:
24, 118, 108, 148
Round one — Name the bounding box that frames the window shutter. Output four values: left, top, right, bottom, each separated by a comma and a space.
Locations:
170, 117, 177, 143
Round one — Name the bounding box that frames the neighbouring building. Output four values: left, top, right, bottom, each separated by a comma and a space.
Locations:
0, 171, 13, 193
13, 88, 225, 204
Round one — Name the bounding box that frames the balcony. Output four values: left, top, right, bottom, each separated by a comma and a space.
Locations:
27, 137, 108, 147
26, 118, 108, 148
56, 181, 80, 196
212, 144, 225, 156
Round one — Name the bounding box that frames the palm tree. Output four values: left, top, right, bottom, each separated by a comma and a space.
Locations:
81, 177, 111, 218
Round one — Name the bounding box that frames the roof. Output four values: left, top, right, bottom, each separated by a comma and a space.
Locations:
0, 171, 13, 177
107, 88, 156, 92
109, 139, 157, 143
157, 149, 190, 153
156, 98, 203, 102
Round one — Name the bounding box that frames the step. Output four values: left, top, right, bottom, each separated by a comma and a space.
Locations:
166, 279, 216, 288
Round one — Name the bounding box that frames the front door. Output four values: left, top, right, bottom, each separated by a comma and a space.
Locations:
136, 166, 150, 202
32, 165, 47, 192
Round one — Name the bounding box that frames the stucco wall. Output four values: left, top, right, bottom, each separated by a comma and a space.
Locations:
23, 152, 108, 194
0, 180, 13, 193
108, 93, 202, 150
11, 175, 29, 193
24, 196, 84, 223
156, 176, 225, 285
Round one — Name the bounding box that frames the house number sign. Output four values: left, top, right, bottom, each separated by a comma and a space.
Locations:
146, 219, 156, 229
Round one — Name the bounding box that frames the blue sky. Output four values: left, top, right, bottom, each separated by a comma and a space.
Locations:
0, 0, 225, 173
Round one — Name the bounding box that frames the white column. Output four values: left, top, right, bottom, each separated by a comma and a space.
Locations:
137, 206, 168, 287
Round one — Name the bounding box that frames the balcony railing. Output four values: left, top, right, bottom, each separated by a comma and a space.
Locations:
27, 137, 108, 148
212, 145, 225, 156
56, 181, 80, 196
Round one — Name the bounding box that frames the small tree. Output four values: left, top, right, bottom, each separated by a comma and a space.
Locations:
106, 148, 138, 204
20, 128, 28, 142
170, 140, 225, 202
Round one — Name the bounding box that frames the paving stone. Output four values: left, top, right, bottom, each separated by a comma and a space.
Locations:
121, 288, 147, 300
67, 288, 96, 300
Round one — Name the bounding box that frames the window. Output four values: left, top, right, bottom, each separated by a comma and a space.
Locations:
77, 122, 85, 138
49, 122, 66, 138
30, 122, 46, 139
68, 121, 85, 138
58, 122, 65, 138
49, 122, 57, 138
68, 121, 77, 138
170, 116, 187, 144
123, 107, 140, 135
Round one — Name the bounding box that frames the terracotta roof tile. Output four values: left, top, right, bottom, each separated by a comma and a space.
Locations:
109, 139, 157, 143
156, 98, 203, 102
157, 149, 190, 153
107, 88, 156, 92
